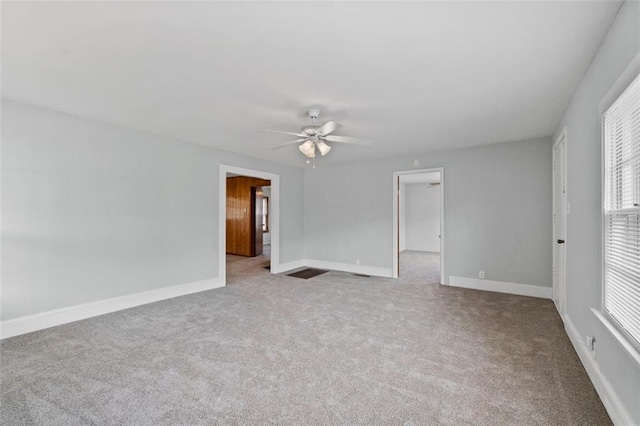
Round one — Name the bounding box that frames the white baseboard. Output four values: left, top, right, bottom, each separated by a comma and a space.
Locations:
448, 276, 552, 299
304, 259, 393, 278
564, 315, 634, 426
0, 278, 223, 340
271, 259, 305, 274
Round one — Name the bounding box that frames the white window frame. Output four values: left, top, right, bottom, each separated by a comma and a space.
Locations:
598, 52, 640, 366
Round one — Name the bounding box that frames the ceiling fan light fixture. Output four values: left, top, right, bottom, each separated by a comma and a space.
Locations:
317, 140, 331, 156
299, 140, 315, 158
264, 110, 371, 165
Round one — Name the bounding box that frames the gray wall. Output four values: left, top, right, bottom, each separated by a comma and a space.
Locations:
552, 0, 640, 422
304, 138, 552, 286
405, 184, 440, 252
1, 100, 305, 320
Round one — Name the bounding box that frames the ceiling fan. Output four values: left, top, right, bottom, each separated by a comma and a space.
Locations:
263, 109, 371, 161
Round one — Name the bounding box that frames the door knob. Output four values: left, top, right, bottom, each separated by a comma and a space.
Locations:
557, 239, 565, 244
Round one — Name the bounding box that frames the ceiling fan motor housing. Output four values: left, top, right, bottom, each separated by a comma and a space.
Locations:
302, 125, 321, 135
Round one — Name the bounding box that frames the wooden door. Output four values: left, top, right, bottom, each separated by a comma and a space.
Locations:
226, 177, 241, 255
251, 187, 264, 256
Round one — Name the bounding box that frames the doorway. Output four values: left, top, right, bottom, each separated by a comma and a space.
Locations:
219, 165, 280, 286
226, 175, 271, 257
552, 130, 567, 318
392, 168, 444, 283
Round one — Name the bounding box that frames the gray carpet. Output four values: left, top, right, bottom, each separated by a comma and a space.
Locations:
399, 250, 441, 284
1, 251, 610, 425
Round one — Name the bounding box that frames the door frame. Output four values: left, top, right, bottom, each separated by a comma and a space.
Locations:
552, 128, 568, 318
219, 165, 280, 286
392, 167, 445, 283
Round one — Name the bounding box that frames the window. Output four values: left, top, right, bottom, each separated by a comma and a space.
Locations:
262, 196, 269, 233
603, 72, 640, 348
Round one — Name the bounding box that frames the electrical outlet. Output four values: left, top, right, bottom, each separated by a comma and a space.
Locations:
356, 259, 360, 265
479, 271, 485, 279
586, 335, 596, 359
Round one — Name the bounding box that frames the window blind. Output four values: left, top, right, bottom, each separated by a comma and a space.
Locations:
603, 72, 640, 347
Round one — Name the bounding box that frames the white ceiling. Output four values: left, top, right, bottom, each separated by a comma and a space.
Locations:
2, 1, 622, 167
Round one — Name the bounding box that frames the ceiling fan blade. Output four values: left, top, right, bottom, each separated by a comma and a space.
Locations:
269, 138, 308, 150
261, 130, 307, 138
324, 135, 372, 145
316, 121, 343, 136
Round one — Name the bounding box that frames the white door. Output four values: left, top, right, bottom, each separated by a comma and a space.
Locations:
552, 133, 567, 318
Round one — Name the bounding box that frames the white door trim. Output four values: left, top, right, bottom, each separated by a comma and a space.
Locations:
392, 167, 445, 283
552, 128, 568, 317
219, 165, 281, 286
